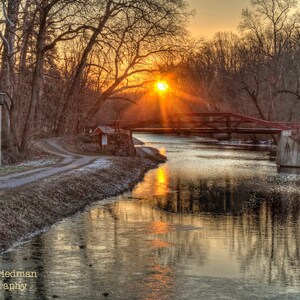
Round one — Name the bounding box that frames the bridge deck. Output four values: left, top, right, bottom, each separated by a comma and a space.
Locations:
131, 128, 283, 134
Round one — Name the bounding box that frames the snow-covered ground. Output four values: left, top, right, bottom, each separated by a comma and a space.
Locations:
18, 158, 59, 167
77, 158, 111, 172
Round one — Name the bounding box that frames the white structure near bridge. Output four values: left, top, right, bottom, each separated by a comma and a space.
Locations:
277, 130, 300, 168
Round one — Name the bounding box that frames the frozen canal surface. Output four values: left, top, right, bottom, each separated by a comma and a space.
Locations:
1, 134, 300, 299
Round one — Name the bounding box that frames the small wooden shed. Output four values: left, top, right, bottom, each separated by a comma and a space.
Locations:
93, 125, 114, 148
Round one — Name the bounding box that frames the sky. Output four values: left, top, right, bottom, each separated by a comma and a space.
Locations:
187, 0, 250, 38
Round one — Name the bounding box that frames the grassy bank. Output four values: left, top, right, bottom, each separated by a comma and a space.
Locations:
0, 156, 158, 253
0, 157, 60, 176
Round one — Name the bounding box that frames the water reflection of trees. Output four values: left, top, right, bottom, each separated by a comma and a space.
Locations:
131, 173, 300, 286
139, 176, 248, 214
110, 190, 300, 287
240, 191, 300, 286
0, 190, 299, 299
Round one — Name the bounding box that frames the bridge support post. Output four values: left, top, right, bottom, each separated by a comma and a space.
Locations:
277, 130, 300, 168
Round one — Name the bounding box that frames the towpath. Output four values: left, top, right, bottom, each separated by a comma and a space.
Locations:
0, 138, 97, 189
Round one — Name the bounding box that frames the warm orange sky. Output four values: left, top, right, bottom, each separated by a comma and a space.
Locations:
188, 0, 250, 38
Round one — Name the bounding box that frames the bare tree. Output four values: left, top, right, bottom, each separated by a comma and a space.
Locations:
21, 0, 88, 150
0, 0, 21, 159
55, 0, 189, 133
0, 0, 190, 157
239, 0, 300, 120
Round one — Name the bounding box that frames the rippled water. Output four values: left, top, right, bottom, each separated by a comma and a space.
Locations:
1, 134, 300, 299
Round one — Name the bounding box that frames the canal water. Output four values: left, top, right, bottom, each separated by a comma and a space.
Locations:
1, 134, 300, 299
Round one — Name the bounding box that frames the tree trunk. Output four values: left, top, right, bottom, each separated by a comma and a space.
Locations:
19, 0, 36, 73
0, 0, 21, 159
21, 6, 48, 151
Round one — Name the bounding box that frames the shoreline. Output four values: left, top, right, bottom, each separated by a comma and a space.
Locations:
0, 156, 160, 253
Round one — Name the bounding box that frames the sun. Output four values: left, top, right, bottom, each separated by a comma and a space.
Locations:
156, 81, 169, 92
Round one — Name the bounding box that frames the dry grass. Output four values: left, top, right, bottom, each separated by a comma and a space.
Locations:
0, 156, 158, 252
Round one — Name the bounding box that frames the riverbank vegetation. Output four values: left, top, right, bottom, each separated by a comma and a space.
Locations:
0, 0, 299, 162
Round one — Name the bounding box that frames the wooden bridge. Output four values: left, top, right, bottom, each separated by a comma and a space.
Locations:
107, 112, 300, 135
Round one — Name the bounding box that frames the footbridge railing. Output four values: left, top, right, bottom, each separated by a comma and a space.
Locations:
107, 112, 299, 135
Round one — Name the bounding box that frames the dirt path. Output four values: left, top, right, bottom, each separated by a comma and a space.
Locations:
0, 138, 98, 189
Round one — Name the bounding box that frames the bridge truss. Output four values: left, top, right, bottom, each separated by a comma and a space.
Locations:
116, 112, 299, 135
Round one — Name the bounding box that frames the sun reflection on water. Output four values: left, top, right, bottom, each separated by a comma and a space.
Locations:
149, 220, 172, 235
155, 167, 169, 196
159, 147, 166, 155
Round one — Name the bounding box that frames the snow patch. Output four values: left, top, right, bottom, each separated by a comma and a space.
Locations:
78, 158, 111, 171
18, 158, 58, 167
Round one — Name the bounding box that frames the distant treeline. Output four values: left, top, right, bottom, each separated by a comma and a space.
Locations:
167, 0, 300, 123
